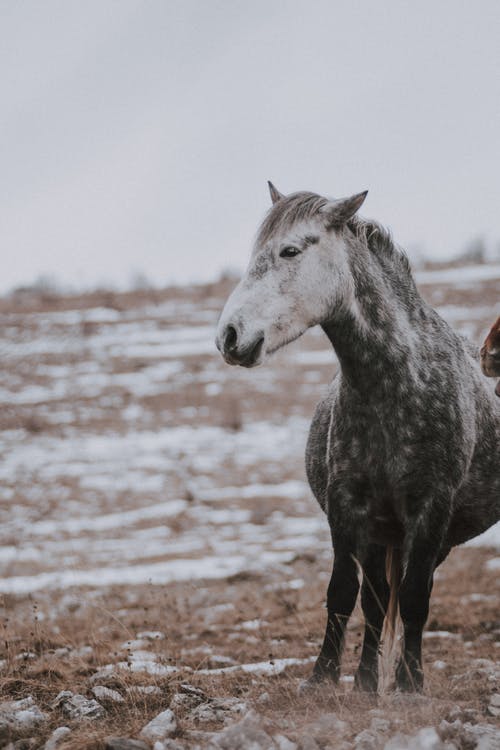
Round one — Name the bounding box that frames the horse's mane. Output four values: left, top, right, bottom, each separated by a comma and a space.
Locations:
256, 191, 415, 291
347, 215, 414, 282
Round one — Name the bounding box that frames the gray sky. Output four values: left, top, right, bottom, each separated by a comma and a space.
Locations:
1, 0, 499, 291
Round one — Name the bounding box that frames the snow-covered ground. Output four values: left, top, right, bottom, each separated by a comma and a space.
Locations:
0, 265, 499, 596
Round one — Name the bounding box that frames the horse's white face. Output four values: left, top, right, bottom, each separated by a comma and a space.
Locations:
216, 186, 367, 367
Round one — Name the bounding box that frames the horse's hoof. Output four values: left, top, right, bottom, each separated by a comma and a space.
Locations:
297, 672, 336, 696
353, 669, 379, 693
395, 661, 424, 693
297, 675, 325, 697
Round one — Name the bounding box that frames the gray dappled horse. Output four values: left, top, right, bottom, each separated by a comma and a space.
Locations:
215, 184, 500, 692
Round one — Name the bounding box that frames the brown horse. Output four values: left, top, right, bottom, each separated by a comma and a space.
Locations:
480, 316, 500, 396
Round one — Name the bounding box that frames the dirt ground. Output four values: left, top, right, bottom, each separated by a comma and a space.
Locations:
0, 265, 499, 748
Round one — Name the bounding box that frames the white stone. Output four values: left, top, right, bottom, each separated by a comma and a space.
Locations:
140, 709, 177, 741
44, 727, 72, 750
0, 696, 47, 733
274, 735, 298, 750
209, 710, 275, 749
487, 698, 500, 718
92, 685, 125, 703
53, 691, 106, 720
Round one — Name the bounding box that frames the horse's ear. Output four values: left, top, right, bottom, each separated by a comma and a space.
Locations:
268, 181, 284, 205
321, 191, 368, 228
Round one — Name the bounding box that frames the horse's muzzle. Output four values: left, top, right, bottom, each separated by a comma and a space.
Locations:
217, 325, 265, 367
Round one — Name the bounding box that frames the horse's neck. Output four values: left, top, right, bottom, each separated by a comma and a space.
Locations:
322, 247, 421, 395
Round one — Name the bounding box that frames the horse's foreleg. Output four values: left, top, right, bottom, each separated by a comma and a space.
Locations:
310, 541, 360, 683
354, 543, 390, 692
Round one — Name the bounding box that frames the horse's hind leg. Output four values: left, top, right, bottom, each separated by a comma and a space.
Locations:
395, 524, 450, 692
354, 544, 390, 693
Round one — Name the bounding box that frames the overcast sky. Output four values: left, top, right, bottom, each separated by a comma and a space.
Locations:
1, 0, 499, 291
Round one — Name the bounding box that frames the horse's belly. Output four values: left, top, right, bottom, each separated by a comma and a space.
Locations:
305, 391, 336, 513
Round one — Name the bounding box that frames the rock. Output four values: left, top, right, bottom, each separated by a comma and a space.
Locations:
385, 727, 446, 750
170, 684, 206, 711
52, 690, 106, 720
0, 697, 47, 737
370, 718, 391, 734
274, 735, 297, 750
354, 729, 382, 750
44, 727, 71, 749
488, 693, 500, 717
305, 713, 348, 739
153, 741, 184, 750
170, 693, 199, 711
92, 686, 125, 704
105, 739, 150, 750
89, 668, 120, 684
208, 711, 275, 750
179, 683, 205, 698
432, 660, 447, 670
189, 697, 247, 724
439, 719, 500, 749
462, 722, 500, 750
140, 709, 177, 742
257, 692, 270, 705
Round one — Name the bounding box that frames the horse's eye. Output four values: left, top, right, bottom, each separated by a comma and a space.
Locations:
279, 246, 301, 259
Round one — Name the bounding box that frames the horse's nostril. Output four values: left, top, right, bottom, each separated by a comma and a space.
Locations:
224, 325, 238, 352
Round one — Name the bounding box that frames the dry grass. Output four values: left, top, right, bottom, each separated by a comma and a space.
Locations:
0, 546, 499, 747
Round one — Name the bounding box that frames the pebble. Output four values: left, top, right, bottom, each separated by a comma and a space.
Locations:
189, 697, 247, 725
52, 690, 106, 720
207, 710, 275, 749
140, 709, 177, 742
304, 712, 348, 739
0, 697, 47, 739
370, 718, 391, 734
153, 741, 184, 750
44, 727, 72, 750
170, 684, 206, 711
92, 686, 125, 704
354, 729, 381, 750
385, 727, 446, 750
488, 693, 500, 717
274, 735, 297, 750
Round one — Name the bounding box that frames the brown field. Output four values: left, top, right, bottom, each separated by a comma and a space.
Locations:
0, 265, 499, 748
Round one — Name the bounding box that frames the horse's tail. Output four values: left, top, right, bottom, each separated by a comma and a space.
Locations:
384, 545, 402, 652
